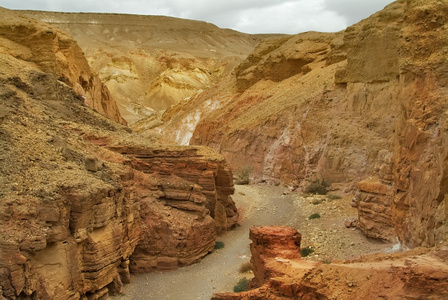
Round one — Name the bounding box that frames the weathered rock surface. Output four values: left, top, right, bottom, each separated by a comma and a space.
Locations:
107, 145, 238, 234
155, 0, 448, 249
212, 226, 448, 300
0, 8, 238, 299
0, 7, 126, 125
248, 226, 305, 289
20, 10, 273, 125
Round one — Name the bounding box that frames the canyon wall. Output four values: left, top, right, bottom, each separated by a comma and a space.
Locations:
0, 8, 237, 299
20, 10, 271, 125
155, 0, 448, 248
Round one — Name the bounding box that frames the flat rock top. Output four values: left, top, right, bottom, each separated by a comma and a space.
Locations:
250, 225, 300, 237
19, 10, 270, 58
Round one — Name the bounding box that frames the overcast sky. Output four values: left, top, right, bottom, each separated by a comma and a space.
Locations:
2, 0, 396, 34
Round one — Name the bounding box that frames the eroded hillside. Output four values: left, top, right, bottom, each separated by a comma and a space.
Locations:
2, 1, 448, 299
0, 8, 238, 299
154, 0, 448, 249
20, 11, 272, 125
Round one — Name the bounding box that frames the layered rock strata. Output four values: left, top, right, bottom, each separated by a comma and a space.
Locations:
0, 8, 238, 299
212, 226, 448, 300
0, 73, 139, 299
91, 143, 238, 272
352, 150, 395, 241
346, 0, 448, 248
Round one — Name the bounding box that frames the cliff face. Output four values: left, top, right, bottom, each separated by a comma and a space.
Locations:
20, 11, 271, 125
0, 8, 237, 299
341, 0, 448, 247
156, 0, 448, 248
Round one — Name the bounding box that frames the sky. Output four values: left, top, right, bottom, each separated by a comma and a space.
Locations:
1, 0, 396, 34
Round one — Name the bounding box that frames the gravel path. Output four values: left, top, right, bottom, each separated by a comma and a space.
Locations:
116, 184, 393, 300
116, 184, 297, 300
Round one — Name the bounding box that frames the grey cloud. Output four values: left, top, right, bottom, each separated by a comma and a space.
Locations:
2, 0, 396, 34
323, 0, 395, 25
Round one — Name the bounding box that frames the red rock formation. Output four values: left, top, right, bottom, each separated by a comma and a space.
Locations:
352, 150, 395, 241
95, 143, 238, 272
107, 145, 238, 234
248, 226, 304, 288
212, 226, 448, 300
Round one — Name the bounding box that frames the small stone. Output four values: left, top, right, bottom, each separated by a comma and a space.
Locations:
344, 217, 358, 228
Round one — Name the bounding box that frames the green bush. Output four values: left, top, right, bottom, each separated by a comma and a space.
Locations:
233, 277, 249, 292
300, 247, 315, 257
235, 166, 253, 185
308, 213, 321, 220
214, 241, 225, 249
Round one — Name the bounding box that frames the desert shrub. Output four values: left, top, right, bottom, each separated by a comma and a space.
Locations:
235, 166, 253, 185
300, 247, 315, 257
239, 261, 253, 273
312, 198, 324, 205
305, 178, 330, 195
308, 213, 321, 219
327, 194, 342, 200
233, 277, 249, 292
214, 241, 225, 249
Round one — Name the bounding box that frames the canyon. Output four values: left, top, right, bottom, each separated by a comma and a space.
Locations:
0, 8, 237, 299
154, 0, 448, 250
1, 0, 448, 299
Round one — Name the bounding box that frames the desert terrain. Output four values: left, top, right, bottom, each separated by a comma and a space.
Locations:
1, 0, 448, 299
118, 183, 393, 299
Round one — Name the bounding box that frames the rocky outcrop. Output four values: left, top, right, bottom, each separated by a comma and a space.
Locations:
212, 226, 448, 300
248, 226, 306, 289
0, 8, 238, 299
128, 174, 216, 273
21, 10, 272, 125
0, 7, 126, 125
91, 143, 238, 272
352, 150, 395, 241
0, 75, 139, 298
107, 145, 238, 235
155, 0, 448, 249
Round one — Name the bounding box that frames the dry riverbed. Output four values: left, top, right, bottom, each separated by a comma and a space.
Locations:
116, 184, 393, 300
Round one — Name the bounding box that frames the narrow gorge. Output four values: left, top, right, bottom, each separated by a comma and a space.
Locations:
1, 0, 448, 299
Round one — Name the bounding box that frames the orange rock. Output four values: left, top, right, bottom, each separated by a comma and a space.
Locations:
213, 227, 448, 300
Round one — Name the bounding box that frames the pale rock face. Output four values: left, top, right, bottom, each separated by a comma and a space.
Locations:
21, 11, 266, 125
